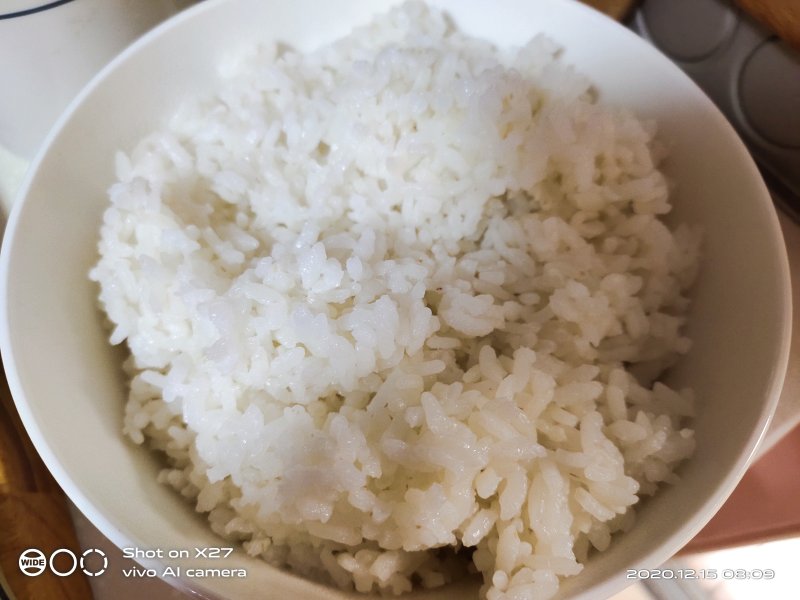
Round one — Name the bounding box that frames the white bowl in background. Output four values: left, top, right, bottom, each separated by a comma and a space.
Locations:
0, 0, 182, 160
0, 0, 792, 598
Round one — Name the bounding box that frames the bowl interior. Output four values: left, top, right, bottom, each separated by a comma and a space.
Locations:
0, 0, 791, 599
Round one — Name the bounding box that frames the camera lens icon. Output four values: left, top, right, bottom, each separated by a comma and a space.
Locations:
18, 547, 108, 577
18, 549, 47, 576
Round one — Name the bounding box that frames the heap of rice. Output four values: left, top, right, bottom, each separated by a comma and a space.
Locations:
91, 3, 700, 598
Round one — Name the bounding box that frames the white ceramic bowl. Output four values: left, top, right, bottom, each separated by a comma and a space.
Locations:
0, 0, 792, 599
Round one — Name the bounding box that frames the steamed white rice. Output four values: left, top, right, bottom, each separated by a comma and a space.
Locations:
91, 3, 700, 598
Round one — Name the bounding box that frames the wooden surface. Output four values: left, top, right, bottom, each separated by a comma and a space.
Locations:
736, 0, 800, 51
0, 360, 93, 600
578, 0, 638, 21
